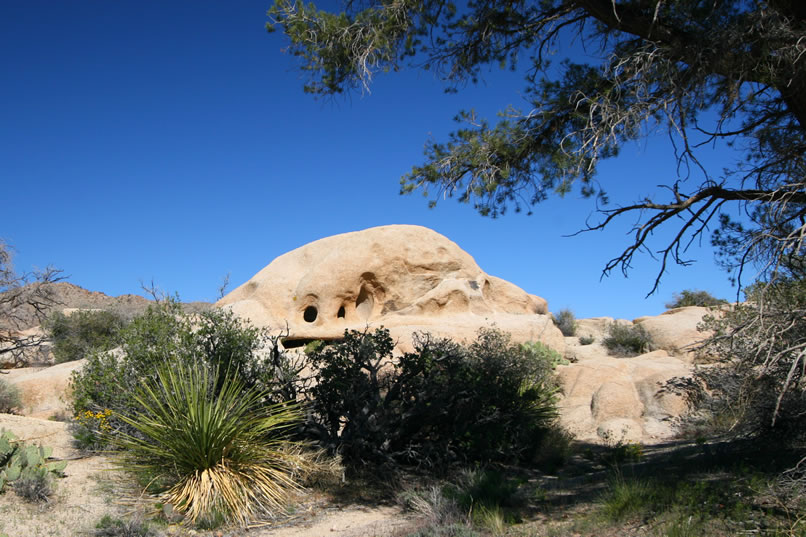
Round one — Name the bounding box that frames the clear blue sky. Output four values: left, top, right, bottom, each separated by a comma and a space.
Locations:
2, 1, 743, 319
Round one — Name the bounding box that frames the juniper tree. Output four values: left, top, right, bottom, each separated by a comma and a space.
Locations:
268, 0, 806, 290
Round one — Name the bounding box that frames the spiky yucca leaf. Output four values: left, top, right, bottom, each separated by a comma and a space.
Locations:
113, 362, 307, 526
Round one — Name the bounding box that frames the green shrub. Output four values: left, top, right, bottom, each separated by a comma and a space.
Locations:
665, 289, 728, 309
46, 310, 127, 363
13, 465, 52, 503
603, 323, 654, 357
531, 426, 573, 472
112, 361, 307, 526
92, 515, 159, 537
69, 408, 114, 452
306, 327, 561, 468
597, 472, 763, 532
579, 335, 595, 345
520, 341, 568, 368
69, 299, 292, 445
0, 379, 21, 414
552, 308, 577, 336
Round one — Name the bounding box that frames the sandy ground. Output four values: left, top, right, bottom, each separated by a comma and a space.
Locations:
0, 414, 414, 537
245, 504, 413, 537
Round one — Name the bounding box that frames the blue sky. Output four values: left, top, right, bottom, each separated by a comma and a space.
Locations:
2, 1, 743, 319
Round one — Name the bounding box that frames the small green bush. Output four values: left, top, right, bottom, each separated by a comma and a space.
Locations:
579, 335, 595, 345
93, 515, 159, 537
520, 341, 568, 367
597, 472, 765, 533
13, 466, 52, 503
603, 323, 654, 357
69, 299, 291, 445
0, 379, 22, 414
46, 310, 127, 364
552, 308, 577, 336
306, 327, 562, 468
665, 289, 727, 309
600, 475, 657, 522
531, 426, 573, 472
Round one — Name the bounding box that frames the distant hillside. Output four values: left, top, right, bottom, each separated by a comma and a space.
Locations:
4, 282, 212, 329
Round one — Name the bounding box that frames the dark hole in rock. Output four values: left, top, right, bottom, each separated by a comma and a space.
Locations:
303, 306, 318, 323
337, 306, 346, 318
468, 280, 479, 290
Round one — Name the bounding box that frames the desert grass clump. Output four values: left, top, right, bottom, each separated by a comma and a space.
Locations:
402, 469, 524, 537
0, 379, 21, 414
113, 362, 308, 527
599, 474, 657, 522
13, 466, 53, 503
603, 323, 654, 357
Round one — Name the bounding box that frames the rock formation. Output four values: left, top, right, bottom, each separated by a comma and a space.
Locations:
3, 359, 83, 418
556, 306, 719, 444
217, 225, 564, 352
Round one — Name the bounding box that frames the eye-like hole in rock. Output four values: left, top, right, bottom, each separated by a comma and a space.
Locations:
303, 306, 318, 323
355, 286, 374, 320
337, 306, 346, 318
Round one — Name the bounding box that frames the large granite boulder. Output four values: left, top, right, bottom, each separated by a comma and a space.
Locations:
4, 359, 83, 419
634, 306, 716, 357
217, 225, 564, 352
557, 351, 691, 444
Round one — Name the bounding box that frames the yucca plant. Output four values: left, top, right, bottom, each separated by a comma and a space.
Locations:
112, 361, 307, 526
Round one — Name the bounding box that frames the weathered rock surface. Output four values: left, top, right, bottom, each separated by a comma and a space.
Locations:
634, 306, 715, 358
557, 351, 692, 444
4, 359, 84, 418
217, 225, 564, 353
556, 305, 719, 444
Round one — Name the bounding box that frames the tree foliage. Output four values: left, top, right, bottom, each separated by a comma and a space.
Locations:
268, 0, 806, 290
